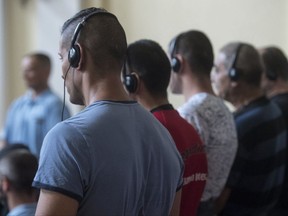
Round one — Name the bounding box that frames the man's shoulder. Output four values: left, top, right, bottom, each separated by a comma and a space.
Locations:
236, 97, 279, 120
7, 93, 30, 110
271, 93, 288, 109
43, 120, 81, 146
180, 93, 231, 118
42, 90, 62, 102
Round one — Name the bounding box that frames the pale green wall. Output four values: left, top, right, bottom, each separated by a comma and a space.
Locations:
6, 0, 37, 105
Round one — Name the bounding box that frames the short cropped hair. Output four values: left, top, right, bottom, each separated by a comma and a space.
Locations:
169, 30, 214, 76
259, 46, 288, 81
61, 7, 127, 72
0, 148, 38, 194
126, 39, 171, 98
0, 144, 30, 160
220, 42, 263, 87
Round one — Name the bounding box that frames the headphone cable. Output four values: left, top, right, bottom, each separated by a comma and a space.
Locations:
61, 65, 71, 121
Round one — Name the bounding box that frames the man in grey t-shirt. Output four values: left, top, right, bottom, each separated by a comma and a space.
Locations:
33, 7, 183, 216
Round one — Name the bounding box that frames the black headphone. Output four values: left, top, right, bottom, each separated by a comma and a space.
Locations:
228, 43, 243, 81
265, 69, 277, 81
169, 35, 181, 73
68, 11, 117, 68
122, 51, 138, 93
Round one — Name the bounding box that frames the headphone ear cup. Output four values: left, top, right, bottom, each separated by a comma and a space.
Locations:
229, 68, 239, 81
171, 57, 181, 73
68, 45, 81, 68
124, 74, 138, 93
266, 70, 277, 81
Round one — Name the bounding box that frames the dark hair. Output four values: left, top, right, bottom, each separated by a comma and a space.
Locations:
61, 7, 127, 72
0, 148, 38, 194
24, 52, 51, 70
170, 30, 214, 76
220, 42, 263, 87
259, 46, 288, 81
126, 39, 171, 98
0, 144, 30, 160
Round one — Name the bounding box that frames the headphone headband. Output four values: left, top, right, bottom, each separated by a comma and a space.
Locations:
70, 11, 116, 47
230, 44, 243, 70
169, 36, 178, 57
228, 43, 243, 81
68, 10, 117, 68
169, 35, 181, 73
122, 49, 138, 93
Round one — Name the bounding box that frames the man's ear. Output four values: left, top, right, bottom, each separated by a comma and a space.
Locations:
75, 43, 85, 70
230, 80, 239, 88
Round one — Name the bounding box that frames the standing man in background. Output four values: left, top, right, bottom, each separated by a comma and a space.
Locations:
212, 42, 286, 215
258, 46, 288, 216
124, 39, 208, 216
169, 30, 238, 216
0, 52, 71, 157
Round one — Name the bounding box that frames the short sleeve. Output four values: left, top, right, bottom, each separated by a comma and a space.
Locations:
33, 122, 90, 202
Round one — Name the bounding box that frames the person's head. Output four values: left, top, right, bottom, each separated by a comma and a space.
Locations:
0, 144, 30, 160
123, 39, 171, 101
168, 30, 214, 94
21, 53, 51, 92
0, 147, 38, 208
258, 46, 288, 94
212, 42, 263, 103
59, 7, 127, 105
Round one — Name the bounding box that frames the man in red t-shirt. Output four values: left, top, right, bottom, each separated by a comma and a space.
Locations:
123, 39, 208, 216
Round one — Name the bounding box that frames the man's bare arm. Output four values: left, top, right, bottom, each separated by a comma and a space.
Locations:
35, 189, 79, 216
170, 189, 182, 216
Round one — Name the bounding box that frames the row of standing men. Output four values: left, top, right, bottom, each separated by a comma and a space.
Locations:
0, 6, 287, 216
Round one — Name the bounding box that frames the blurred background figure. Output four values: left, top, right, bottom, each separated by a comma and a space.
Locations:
212, 42, 286, 216
0, 144, 38, 216
258, 46, 288, 216
169, 30, 238, 216
259, 46, 288, 112
0, 52, 71, 157
124, 39, 208, 216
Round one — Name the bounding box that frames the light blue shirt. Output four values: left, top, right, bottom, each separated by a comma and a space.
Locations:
34, 101, 183, 216
2, 88, 70, 157
7, 203, 37, 216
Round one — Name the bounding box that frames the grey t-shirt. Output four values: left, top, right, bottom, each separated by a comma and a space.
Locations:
33, 101, 183, 216
178, 93, 238, 201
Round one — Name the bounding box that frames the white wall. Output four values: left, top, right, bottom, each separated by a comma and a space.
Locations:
35, 0, 108, 115
36, 0, 82, 115
107, 0, 288, 107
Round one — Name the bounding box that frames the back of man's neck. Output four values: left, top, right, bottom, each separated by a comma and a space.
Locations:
232, 90, 264, 112
138, 95, 169, 111
182, 74, 215, 101
8, 193, 37, 211
267, 86, 288, 98
31, 87, 48, 99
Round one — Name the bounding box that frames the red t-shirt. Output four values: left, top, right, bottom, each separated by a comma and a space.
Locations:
152, 104, 208, 216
